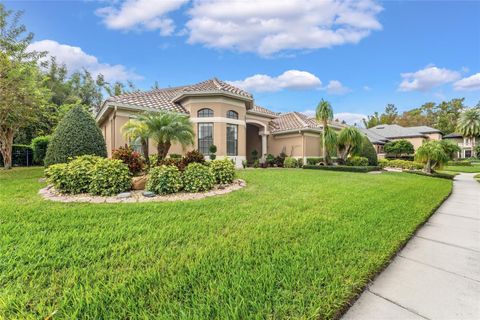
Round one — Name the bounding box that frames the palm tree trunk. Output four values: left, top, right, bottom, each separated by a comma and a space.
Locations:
141, 139, 149, 166
157, 143, 164, 164
162, 141, 171, 159
322, 120, 329, 165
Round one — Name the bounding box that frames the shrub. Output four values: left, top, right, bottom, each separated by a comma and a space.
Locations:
31, 136, 50, 165
209, 145, 217, 160
251, 149, 259, 161
112, 145, 144, 174
45, 155, 102, 194
378, 159, 390, 168
380, 159, 424, 170
360, 136, 378, 166
297, 158, 304, 168
45, 163, 69, 192
183, 150, 205, 166
45, 105, 107, 166
253, 159, 259, 168
89, 159, 131, 196
265, 154, 275, 167
404, 170, 455, 180
346, 156, 369, 166
274, 152, 287, 167
303, 165, 380, 172
284, 157, 298, 168
306, 157, 323, 165
384, 139, 414, 157
146, 165, 183, 194
182, 163, 215, 192
169, 153, 182, 159
210, 159, 235, 184
242, 160, 247, 169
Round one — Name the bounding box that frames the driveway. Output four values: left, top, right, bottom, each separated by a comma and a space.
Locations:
342, 173, 480, 320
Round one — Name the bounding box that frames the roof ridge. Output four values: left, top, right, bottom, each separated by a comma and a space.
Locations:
292, 112, 309, 128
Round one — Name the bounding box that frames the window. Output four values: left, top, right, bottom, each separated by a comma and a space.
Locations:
198, 108, 214, 117
198, 123, 213, 154
226, 110, 238, 119
129, 137, 143, 153
226, 124, 238, 156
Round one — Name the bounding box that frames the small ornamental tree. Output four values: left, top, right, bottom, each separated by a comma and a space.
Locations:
384, 139, 414, 158
337, 127, 363, 162
360, 135, 378, 166
44, 105, 107, 166
415, 141, 449, 174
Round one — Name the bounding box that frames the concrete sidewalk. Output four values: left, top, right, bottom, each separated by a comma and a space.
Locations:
343, 173, 480, 320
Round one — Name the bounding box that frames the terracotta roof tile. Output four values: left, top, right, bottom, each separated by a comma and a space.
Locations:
269, 112, 321, 133
249, 105, 280, 117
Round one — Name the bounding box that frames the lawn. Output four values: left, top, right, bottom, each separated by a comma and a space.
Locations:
0, 167, 451, 319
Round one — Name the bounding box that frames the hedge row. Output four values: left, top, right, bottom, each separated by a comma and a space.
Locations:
303, 165, 380, 172
403, 170, 455, 180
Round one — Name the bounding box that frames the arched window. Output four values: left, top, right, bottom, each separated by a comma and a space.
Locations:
226, 110, 238, 119
198, 108, 214, 117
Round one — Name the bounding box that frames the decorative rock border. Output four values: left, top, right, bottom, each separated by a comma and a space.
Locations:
39, 179, 246, 203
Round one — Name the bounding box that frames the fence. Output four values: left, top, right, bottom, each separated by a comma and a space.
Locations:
0, 145, 34, 167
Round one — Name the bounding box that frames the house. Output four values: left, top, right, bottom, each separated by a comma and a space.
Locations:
360, 124, 443, 156
443, 133, 478, 158
95, 78, 343, 167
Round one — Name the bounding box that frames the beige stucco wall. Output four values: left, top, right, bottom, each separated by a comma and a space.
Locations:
304, 134, 321, 157
268, 133, 304, 157
425, 133, 442, 141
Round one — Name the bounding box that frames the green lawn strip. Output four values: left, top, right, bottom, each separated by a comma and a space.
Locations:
474, 174, 480, 182
442, 165, 480, 173
0, 168, 451, 319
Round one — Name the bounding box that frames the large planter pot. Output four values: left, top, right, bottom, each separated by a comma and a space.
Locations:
132, 175, 147, 190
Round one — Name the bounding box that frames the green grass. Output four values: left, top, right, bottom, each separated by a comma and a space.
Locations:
441, 164, 480, 173
0, 167, 452, 319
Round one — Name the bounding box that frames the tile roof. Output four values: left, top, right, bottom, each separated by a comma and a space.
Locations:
269, 112, 321, 133
101, 78, 252, 114
368, 124, 440, 139
358, 127, 389, 144
249, 105, 280, 117
443, 133, 463, 139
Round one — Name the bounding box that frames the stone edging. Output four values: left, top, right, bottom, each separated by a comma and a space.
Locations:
38, 179, 246, 203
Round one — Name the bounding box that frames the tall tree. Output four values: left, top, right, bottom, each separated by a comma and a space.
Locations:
362, 112, 380, 128
316, 99, 334, 164
337, 127, 363, 162
456, 108, 480, 157
379, 104, 398, 124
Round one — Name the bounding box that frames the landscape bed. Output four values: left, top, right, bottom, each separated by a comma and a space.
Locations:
0, 167, 452, 319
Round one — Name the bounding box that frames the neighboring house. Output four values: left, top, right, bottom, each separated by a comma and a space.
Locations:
360, 124, 443, 156
443, 133, 478, 158
95, 78, 343, 167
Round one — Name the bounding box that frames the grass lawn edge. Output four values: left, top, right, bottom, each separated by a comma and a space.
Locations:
336, 185, 453, 319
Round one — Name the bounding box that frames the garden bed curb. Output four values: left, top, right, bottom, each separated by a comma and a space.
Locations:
39, 179, 246, 203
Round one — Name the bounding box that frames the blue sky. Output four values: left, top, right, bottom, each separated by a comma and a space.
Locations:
7, 0, 480, 124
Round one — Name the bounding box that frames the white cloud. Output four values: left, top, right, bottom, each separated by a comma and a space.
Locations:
453, 73, 480, 91
325, 80, 350, 95
96, 0, 188, 35
186, 0, 383, 56
398, 65, 461, 92
28, 40, 142, 82
228, 70, 321, 92
363, 85, 371, 91
302, 109, 316, 117
334, 112, 367, 125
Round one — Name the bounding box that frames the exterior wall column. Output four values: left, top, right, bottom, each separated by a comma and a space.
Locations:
261, 133, 268, 161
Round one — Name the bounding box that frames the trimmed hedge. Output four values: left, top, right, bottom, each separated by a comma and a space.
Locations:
447, 160, 471, 166
380, 159, 424, 170
31, 136, 50, 165
182, 163, 215, 192
346, 156, 369, 166
404, 170, 455, 180
306, 157, 323, 165
283, 157, 298, 168
45, 106, 107, 166
303, 165, 380, 172
210, 159, 235, 184
89, 158, 132, 196
147, 165, 183, 194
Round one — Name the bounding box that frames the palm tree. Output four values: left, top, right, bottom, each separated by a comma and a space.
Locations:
121, 119, 150, 165
415, 141, 449, 174
141, 111, 195, 162
337, 127, 363, 162
456, 108, 480, 157
316, 99, 334, 164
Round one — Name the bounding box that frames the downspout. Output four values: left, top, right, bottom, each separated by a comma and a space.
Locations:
113, 106, 117, 151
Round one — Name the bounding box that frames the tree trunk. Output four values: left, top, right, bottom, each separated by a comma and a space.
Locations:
157, 143, 165, 164
141, 139, 149, 165
471, 136, 475, 158
161, 141, 171, 159
425, 158, 432, 174
0, 128, 14, 170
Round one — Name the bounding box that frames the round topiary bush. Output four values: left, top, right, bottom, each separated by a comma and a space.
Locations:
44, 106, 107, 166
210, 158, 235, 184
146, 165, 183, 194
182, 162, 215, 192
360, 136, 378, 166
89, 158, 131, 196
283, 157, 298, 168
